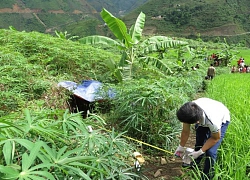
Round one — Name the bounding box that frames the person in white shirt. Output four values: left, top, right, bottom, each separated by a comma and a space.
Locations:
175, 98, 230, 180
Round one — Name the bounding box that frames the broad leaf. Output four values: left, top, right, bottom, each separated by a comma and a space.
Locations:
139, 56, 173, 74
105, 59, 123, 82
62, 165, 92, 180
129, 12, 145, 44
3, 140, 15, 165
100, 8, 133, 48
79, 35, 120, 46
22, 141, 43, 171
0, 165, 19, 179
141, 37, 188, 54
118, 51, 129, 67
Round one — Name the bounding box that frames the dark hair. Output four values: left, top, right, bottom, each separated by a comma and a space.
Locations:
176, 102, 203, 124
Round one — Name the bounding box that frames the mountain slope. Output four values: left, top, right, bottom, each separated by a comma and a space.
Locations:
122, 0, 250, 44
0, 0, 249, 46
86, 0, 148, 16
0, 0, 148, 36
0, 0, 98, 34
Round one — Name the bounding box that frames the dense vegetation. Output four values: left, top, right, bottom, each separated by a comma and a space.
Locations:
123, 0, 250, 46
1, 0, 250, 47
0, 0, 147, 36
0, 8, 250, 179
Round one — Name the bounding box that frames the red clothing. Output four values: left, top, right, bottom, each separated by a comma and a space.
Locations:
237, 59, 243, 65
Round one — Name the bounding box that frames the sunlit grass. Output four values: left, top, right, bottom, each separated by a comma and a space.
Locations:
237, 49, 250, 64
205, 73, 250, 179
230, 48, 250, 65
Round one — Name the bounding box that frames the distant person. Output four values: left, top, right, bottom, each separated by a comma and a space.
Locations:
175, 98, 230, 180
239, 66, 243, 73
237, 57, 243, 67
231, 65, 236, 73
242, 65, 247, 73
195, 64, 200, 69
211, 53, 216, 60
182, 59, 186, 65
207, 64, 215, 80
191, 66, 197, 71
240, 59, 245, 68
247, 66, 250, 73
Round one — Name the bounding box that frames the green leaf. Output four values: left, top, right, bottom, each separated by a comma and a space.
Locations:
56, 146, 68, 159
27, 170, 55, 180
129, 12, 145, 44
118, 51, 129, 67
114, 69, 123, 82
0, 165, 19, 179
24, 109, 32, 127
105, 59, 116, 70
3, 140, 15, 165
63, 165, 92, 180
105, 59, 123, 82
79, 35, 120, 46
141, 36, 188, 54
28, 163, 53, 172
21, 141, 43, 171
100, 8, 133, 48
57, 156, 95, 165
140, 56, 173, 74
69, 162, 105, 173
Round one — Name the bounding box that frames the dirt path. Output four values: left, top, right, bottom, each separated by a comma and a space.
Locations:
142, 130, 196, 179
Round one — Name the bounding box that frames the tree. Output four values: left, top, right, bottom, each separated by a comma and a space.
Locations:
79, 8, 188, 82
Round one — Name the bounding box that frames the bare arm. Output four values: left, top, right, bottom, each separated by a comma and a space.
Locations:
201, 130, 220, 152
180, 123, 190, 147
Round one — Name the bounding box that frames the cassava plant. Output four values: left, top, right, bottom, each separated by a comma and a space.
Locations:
0, 109, 139, 179
106, 77, 201, 152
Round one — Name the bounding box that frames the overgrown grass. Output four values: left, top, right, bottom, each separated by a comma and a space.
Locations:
1, 28, 249, 179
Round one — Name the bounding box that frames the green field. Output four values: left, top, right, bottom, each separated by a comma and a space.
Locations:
205, 73, 250, 180
0, 26, 249, 179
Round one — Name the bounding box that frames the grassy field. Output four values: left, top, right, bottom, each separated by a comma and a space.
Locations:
0, 28, 249, 179
205, 73, 250, 179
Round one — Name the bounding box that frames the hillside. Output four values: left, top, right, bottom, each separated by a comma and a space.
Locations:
0, 0, 148, 37
0, 0, 97, 35
86, 0, 148, 16
0, 0, 250, 46
122, 0, 250, 45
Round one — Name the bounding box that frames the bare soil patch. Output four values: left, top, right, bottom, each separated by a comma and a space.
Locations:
141, 131, 196, 180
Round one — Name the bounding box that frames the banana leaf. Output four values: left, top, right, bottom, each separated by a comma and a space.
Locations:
100, 8, 133, 48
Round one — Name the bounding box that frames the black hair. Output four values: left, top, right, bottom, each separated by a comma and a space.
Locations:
176, 102, 203, 124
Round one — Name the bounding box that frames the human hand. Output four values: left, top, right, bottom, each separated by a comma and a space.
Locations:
188, 149, 204, 159
174, 145, 185, 158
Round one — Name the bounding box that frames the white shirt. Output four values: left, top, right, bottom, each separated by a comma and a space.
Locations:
193, 98, 230, 133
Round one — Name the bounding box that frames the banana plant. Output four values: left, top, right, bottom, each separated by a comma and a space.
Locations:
218, 38, 239, 66
55, 30, 79, 40
79, 8, 188, 82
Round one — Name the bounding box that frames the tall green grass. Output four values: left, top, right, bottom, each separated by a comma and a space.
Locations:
205, 73, 250, 179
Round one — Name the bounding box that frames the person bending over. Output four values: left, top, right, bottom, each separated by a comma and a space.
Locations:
175, 98, 230, 180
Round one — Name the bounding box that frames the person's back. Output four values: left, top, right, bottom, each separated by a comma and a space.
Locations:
231, 65, 236, 73
207, 64, 215, 79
